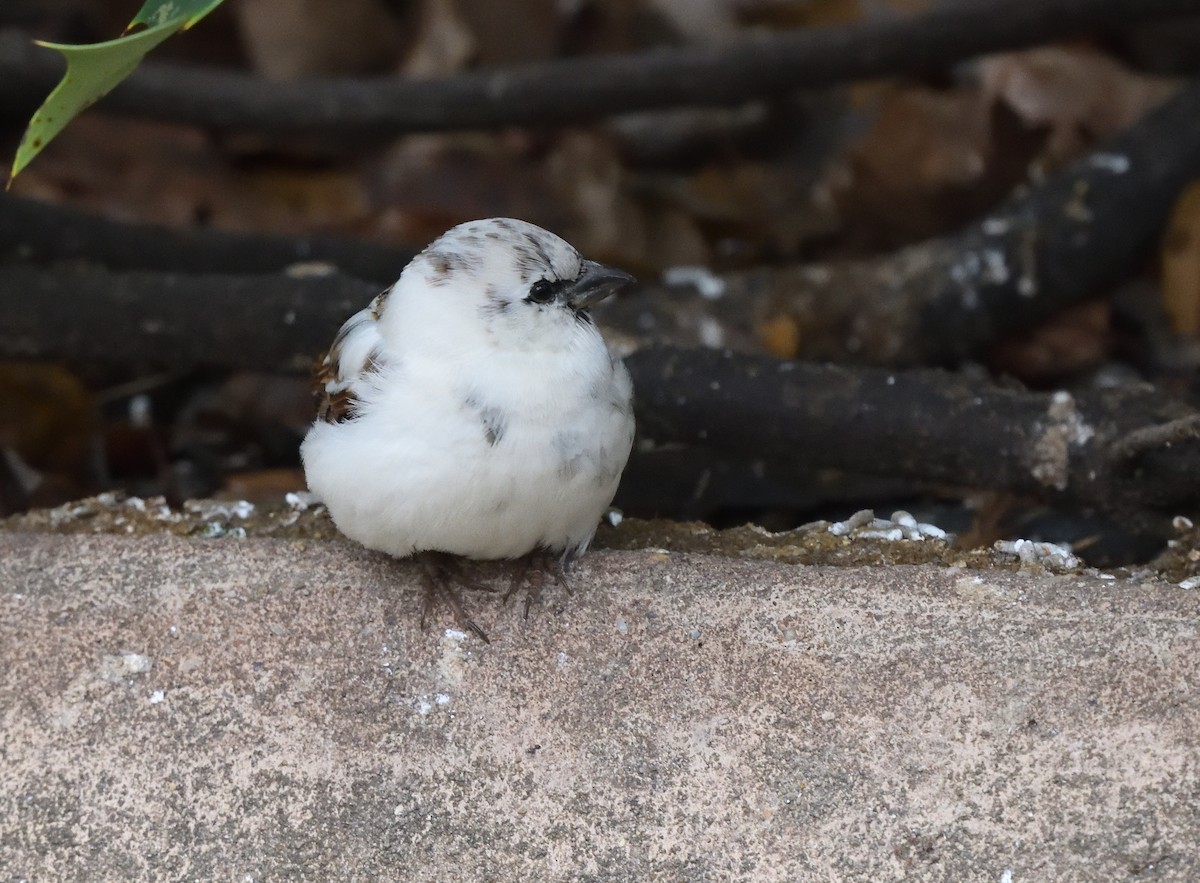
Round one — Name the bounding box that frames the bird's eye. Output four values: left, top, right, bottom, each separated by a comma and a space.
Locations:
527, 279, 555, 304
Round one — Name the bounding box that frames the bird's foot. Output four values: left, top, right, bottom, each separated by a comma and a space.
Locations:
416, 551, 494, 643
502, 550, 573, 620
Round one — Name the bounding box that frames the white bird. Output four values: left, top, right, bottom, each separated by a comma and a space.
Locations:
300, 218, 636, 634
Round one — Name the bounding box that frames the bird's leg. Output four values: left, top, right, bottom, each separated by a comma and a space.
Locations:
501, 556, 542, 619
415, 551, 493, 643
502, 549, 574, 620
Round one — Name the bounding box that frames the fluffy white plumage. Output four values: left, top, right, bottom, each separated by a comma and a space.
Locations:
300, 218, 636, 564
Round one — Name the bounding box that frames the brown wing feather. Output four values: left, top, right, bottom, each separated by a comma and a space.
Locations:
312, 288, 391, 424
313, 353, 357, 424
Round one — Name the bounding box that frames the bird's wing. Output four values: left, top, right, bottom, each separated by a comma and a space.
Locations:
312, 288, 390, 424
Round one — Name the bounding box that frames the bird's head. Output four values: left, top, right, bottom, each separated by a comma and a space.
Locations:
379, 218, 635, 356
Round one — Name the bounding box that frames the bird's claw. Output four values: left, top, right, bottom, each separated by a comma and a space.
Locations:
503, 552, 573, 620
417, 552, 492, 642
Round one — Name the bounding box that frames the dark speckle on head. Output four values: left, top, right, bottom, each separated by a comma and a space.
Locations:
422, 246, 473, 286
426, 251, 452, 284
411, 218, 586, 308
509, 227, 568, 280
477, 282, 510, 323
528, 233, 553, 267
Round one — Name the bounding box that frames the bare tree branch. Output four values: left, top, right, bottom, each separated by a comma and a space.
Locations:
9, 76, 1196, 375
1, 0, 1199, 136
0, 263, 376, 373
625, 347, 1200, 512
614, 447, 915, 522
0, 193, 412, 282
2, 259, 1197, 512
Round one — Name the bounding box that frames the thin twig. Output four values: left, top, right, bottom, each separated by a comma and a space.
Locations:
1107, 415, 1200, 465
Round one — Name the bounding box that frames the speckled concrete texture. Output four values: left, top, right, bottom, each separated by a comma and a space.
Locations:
1, 532, 1198, 881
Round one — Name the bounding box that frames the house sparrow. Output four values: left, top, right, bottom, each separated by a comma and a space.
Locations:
300, 218, 636, 636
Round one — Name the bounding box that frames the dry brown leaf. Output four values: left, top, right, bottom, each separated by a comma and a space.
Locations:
758, 314, 802, 359
233, 0, 405, 79
0, 363, 94, 480
649, 0, 740, 40
855, 88, 992, 189
830, 86, 999, 248
1161, 179, 1200, 337
639, 207, 710, 271
403, 0, 477, 78
375, 132, 555, 242
217, 469, 308, 505
239, 168, 374, 235
978, 47, 1179, 164
989, 301, 1112, 383
825, 48, 1177, 250
874, 0, 929, 13
675, 161, 837, 261
377, 130, 707, 272
454, 0, 561, 64
9, 117, 221, 228
10, 116, 377, 237
543, 132, 710, 270
739, 0, 862, 29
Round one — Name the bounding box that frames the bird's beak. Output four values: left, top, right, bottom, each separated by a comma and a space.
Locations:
565, 260, 636, 311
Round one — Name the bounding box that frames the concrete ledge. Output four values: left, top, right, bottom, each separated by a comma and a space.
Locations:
2, 533, 1198, 880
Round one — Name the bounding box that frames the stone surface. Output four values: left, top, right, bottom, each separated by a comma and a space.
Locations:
1, 531, 1198, 881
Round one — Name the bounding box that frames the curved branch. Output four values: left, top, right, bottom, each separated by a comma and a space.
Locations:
604, 78, 1200, 366
624, 347, 1200, 511
1, 0, 1199, 135
1107, 415, 1200, 466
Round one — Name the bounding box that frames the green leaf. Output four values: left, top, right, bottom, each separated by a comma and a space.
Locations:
9, 0, 225, 181
127, 0, 224, 32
